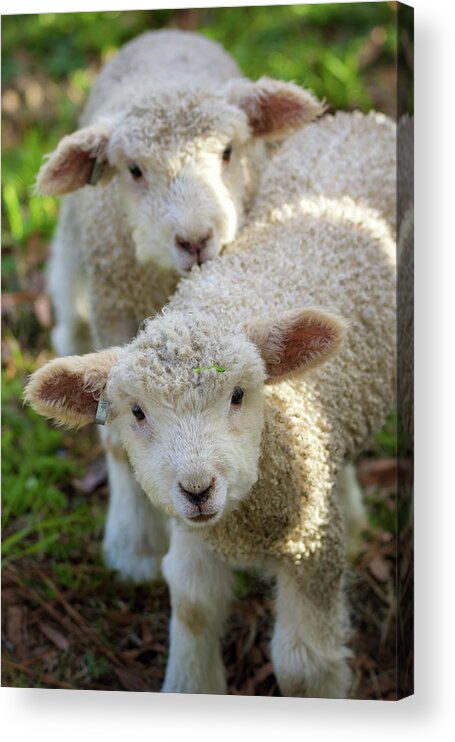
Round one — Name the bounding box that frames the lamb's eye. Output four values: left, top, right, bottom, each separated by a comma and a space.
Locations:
231, 387, 244, 406
222, 145, 232, 163
132, 403, 146, 421
128, 163, 143, 179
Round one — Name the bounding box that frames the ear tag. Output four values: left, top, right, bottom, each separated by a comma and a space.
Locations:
88, 158, 104, 186
95, 397, 109, 426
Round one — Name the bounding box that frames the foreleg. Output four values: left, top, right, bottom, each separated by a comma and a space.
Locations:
162, 524, 232, 694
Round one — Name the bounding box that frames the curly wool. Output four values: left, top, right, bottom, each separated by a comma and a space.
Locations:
118, 111, 397, 586
80, 30, 241, 125
113, 310, 263, 408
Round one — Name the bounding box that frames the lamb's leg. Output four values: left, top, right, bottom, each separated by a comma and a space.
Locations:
337, 462, 367, 561
162, 524, 232, 694
47, 231, 92, 356
271, 566, 352, 698
47, 195, 97, 357
101, 425, 169, 582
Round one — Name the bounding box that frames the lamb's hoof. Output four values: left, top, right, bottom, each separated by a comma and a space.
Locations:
278, 659, 352, 699
103, 546, 163, 584
161, 661, 228, 695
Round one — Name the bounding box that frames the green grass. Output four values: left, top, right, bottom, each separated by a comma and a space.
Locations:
1, 370, 107, 570
372, 409, 401, 459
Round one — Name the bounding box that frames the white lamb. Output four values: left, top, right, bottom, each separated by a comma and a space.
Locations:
36, 29, 323, 353
35, 29, 323, 580
26, 111, 397, 698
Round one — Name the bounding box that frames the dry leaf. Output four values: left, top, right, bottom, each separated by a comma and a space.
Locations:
113, 665, 150, 692
368, 555, 391, 583
7, 604, 26, 660
38, 622, 70, 651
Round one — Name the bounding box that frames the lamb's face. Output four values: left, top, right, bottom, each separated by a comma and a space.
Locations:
106, 318, 267, 527
25, 307, 346, 529
36, 78, 323, 274
106, 92, 256, 274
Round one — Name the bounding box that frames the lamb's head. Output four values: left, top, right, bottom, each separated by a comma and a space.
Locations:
36, 79, 323, 274
25, 308, 344, 527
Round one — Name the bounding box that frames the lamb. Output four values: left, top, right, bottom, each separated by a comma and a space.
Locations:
35, 29, 323, 580
26, 110, 397, 697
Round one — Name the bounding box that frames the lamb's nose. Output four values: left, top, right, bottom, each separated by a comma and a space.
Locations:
175, 232, 211, 255
179, 479, 215, 506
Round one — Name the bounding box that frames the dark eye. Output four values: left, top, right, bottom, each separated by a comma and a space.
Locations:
222, 145, 232, 163
231, 387, 244, 406
128, 163, 143, 179
132, 403, 145, 421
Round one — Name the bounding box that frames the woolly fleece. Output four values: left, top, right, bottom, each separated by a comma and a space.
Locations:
110, 111, 397, 595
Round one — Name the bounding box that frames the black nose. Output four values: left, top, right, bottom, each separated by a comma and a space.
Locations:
175, 232, 211, 255
179, 479, 215, 506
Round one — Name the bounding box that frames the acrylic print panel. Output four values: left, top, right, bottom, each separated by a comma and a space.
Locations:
1, 2, 413, 700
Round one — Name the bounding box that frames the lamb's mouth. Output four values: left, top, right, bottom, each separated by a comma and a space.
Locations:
182, 508, 223, 527
188, 512, 217, 523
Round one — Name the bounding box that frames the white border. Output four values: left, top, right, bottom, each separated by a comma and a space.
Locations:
3, 0, 455, 740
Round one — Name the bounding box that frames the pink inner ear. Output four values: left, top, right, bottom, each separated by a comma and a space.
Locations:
251, 91, 306, 137
43, 369, 99, 417
51, 148, 94, 194
268, 322, 338, 376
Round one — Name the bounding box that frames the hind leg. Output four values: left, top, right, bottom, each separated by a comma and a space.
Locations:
271, 566, 352, 698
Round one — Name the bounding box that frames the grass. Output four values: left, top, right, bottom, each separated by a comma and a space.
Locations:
1, 5, 403, 696
1, 370, 107, 578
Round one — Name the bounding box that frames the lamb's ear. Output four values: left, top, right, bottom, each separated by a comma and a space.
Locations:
24, 348, 122, 428
245, 308, 346, 380
226, 77, 325, 140
35, 118, 116, 195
